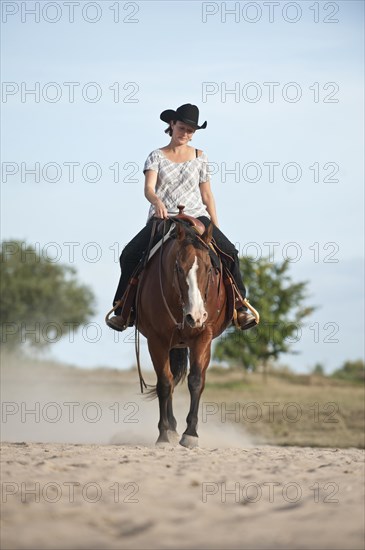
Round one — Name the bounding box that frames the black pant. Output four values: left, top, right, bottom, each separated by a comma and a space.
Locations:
113, 216, 246, 308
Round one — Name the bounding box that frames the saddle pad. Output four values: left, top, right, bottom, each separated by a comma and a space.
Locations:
147, 223, 176, 262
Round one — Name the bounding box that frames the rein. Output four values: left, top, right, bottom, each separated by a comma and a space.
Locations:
134, 217, 215, 393
134, 220, 159, 393
158, 220, 185, 330
158, 219, 214, 330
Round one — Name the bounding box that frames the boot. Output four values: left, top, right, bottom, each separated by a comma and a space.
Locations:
106, 276, 139, 332
106, 314, 129, 332
235, 307, 257, 331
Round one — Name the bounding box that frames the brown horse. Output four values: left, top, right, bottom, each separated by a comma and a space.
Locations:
135, 219, 231, 448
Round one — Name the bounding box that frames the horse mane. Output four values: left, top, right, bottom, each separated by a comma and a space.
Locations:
171, 220, 208, 251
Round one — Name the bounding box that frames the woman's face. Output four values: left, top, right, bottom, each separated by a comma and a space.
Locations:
171, 120, 196, 144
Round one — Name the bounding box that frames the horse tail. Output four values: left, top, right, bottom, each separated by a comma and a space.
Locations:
144, 348, 188, 400
170, 348, 188, 388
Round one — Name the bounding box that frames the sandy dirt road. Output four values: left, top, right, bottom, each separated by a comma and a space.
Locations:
1, 442, 364, 550
1, 358, 364, 549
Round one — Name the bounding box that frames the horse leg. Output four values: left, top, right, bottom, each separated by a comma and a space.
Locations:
148, 340, 173, 445
180, 333, 212, 449
166, 395, 180, 444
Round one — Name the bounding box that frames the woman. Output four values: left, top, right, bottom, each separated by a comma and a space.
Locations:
107, 103, 256, 331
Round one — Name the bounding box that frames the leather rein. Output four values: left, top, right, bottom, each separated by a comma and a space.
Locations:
158, 218, 213, 330
134, 217, 215, 393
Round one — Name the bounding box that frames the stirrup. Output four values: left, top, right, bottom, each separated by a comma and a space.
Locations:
105, 275, 139, 329
105, 298, 124, 326
233, 308, 258, 330
106, 315, 128, 332
232, 296, 260, 329
105, 299, 135, 327
242, 298, 260, 325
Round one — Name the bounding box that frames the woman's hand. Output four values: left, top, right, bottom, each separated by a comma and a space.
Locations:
153, 198, 168, 219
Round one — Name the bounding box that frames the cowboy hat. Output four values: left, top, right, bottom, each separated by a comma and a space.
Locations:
160, 103, 207, 130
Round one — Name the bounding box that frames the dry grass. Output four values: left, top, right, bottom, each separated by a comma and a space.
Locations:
203, 367, 365, 448
1, 352, 363, 448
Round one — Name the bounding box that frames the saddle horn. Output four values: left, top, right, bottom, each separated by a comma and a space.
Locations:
169, 205, 206, 236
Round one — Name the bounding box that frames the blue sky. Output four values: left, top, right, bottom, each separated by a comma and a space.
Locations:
1, 0, 364, 373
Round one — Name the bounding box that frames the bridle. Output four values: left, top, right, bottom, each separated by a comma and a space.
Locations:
158, 219, 213, 331
134, 218, 216, 393
174, 253, 213, 311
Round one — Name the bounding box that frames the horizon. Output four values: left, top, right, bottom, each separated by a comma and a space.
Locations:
1, 0, 364, 373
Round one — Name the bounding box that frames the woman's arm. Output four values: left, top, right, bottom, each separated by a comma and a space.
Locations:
144, 170, 168, 219
200, 180, 219, 227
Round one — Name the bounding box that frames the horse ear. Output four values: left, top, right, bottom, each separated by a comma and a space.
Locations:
202, 222, 213, 245
176, 222, 186, 242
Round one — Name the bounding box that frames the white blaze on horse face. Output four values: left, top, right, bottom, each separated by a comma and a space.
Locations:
185, 256, 208, 327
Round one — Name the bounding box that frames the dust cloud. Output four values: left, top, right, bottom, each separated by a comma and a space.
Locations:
1, 352, 254, 448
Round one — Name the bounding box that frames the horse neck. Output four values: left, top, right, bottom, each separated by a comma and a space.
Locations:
162, 239, 180, 281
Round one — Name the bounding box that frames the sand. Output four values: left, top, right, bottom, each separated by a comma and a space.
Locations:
1, 356, 364, 549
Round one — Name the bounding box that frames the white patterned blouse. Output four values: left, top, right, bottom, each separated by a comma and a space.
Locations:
143, 148, 211, 221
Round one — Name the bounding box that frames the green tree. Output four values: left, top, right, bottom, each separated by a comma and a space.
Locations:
332, 360, 365, 383
214, 257, 316, 370
312, 362, 325, 376
1, 240, 96, 349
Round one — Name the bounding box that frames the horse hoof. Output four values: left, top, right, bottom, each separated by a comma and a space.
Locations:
167, 430, 180, 445
179, 434, 199, 449
155, 440, 171, 448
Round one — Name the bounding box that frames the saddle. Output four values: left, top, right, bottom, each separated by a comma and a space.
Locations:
106, 207, 252, 329
168, 205, 206, 235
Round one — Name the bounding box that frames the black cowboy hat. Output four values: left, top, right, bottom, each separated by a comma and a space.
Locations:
160, 103, 207, 130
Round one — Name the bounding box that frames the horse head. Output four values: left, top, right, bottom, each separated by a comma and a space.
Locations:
173, 222, 214, 329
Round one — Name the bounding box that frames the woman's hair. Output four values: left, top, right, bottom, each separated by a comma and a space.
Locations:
164, 120, 177, 136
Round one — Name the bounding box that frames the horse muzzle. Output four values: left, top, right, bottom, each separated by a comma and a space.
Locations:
185, 310, 208, 328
